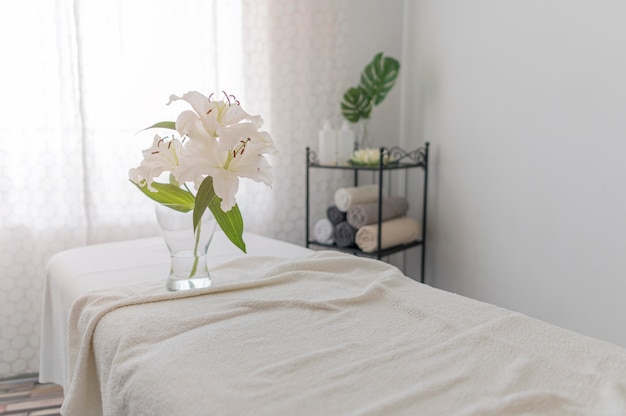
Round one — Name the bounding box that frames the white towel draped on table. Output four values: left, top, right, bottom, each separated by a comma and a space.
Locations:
60, 250, 626, 416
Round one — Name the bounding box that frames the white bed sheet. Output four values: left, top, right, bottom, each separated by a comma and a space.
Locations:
39, 231, 312, 390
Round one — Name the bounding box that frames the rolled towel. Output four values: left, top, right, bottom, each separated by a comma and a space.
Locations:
355, 217, 421, 253
346, 197, 410, 229
334, 184, 379, 212
326, 205, 346, 226
313, 218, 334, 244
334, 221, 358, 248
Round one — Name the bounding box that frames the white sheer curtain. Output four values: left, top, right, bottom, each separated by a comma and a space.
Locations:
238, 0, 352, 241
0, 0, 349, 377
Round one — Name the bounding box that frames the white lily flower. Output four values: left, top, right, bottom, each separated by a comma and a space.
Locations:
168, 91, 264, 137
175, 126, 275, 211
169, 91, 276, 212
129, 134, 183, 191
130, 90, 277, 253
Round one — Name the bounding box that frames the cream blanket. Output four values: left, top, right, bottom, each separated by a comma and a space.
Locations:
62, 251, 626, 416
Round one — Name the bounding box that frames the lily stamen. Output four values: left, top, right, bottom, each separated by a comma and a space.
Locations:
232, 138, 251, 159
224, 138, 252, 170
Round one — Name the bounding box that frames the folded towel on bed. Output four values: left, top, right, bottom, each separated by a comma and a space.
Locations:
334, 221, 358, 247
334, 184, 378, 212
326, 205, 346, 225
355, 217, 421, 253
346, 197, 409, 229
313, 219, 334, 244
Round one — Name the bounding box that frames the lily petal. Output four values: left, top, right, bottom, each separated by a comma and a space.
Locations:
210, 170, 240, 212
230, 153, 274, 186
217, 123, 277, 154
174, 139, 219, 185
221, 104, 264, 128
176, 110, 217, 140
168, 91, 212, 115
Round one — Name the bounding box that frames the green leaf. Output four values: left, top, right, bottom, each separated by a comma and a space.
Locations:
360, 52, 400, 106
340, 86, 373, 123
195, 177, 247, 253
130, 181, 195, 212
209, 199, 246, 253
143, 121, 177, 131
340, 52, 400, 123
193, 177, 215, 232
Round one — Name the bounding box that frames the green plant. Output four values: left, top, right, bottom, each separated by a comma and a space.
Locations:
340, 52, 400, 123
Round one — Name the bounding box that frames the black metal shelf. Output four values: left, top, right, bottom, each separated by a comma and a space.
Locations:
306, 239, 423, 258
307, 163, 423, 171
305, 143, 430, 283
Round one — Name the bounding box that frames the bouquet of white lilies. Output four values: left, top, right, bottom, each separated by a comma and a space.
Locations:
129, 91, 276, 252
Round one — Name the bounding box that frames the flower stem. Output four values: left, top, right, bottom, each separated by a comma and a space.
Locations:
189, 221, 201, 278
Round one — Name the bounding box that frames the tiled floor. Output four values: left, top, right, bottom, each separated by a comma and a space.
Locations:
0, 374, 63, 416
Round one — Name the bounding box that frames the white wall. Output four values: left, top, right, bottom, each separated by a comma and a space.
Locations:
403, 0, 626, 347
342, 1, 419, 272
344, 0, 404, 146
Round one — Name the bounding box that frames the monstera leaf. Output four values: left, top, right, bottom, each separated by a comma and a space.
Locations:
341, 86, 373, 123
360, 52, 400, 106
341, 52, 400, 123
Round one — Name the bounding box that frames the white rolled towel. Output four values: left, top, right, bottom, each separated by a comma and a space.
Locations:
355, 217, 421, 253
334, 184, 379, 212
313, 218, 334, 244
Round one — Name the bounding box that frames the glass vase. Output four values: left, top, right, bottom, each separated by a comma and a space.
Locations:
155, 204, 217, 291
356, 119, 369, 150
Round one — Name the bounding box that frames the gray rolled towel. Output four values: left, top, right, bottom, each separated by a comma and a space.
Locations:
346, 197, 409, 229
334, 221, 358, 248
326, 205, 346, 226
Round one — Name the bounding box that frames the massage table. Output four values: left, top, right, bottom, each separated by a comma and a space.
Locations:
40, 232, 626, 415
